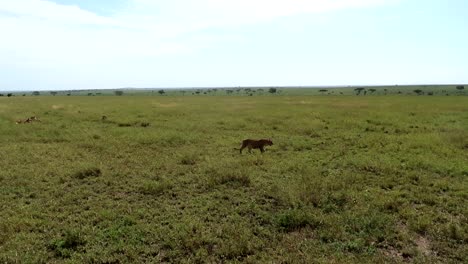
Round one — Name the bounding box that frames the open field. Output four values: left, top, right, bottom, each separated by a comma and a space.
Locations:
2, 84, 466, 97
0, 95, 467, 263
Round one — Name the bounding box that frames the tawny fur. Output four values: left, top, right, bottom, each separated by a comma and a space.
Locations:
16, 116, 40, 124
239, 139, 273, 154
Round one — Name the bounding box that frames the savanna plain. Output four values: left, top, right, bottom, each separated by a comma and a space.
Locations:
0, 92, 467, 263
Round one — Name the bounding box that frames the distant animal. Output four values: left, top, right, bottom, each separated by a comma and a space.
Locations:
101, 115, 108, 121
28, 116, 40, 122
16, 116, 40, 124
238, 139, 273, 154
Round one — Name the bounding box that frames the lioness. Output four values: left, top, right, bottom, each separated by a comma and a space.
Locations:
16, 116, 40, 124
239, 139, 273, 154
28, 116, 40, 122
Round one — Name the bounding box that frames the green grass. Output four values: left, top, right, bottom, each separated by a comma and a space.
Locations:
3, 84, 467, 97
0, 95, 467, 263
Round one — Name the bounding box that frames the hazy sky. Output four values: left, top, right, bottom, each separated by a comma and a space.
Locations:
1, 0, 467, 90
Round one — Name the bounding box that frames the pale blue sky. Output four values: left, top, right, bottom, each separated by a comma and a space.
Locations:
0, 0, 467, 90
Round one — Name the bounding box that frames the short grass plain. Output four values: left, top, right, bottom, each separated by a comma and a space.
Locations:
0, 93, 467, 263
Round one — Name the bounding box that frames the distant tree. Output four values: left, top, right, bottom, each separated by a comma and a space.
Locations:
87, 93, 93, 96
456, 85, 464, 91
22, 94, 26, 96
269, 88, 277, 94
50, 91, 57, 96
369, 88, 376, 94
158, 90, 165, 95
354, 87, 365, 95
7, 93, 13, 97
427, 92, 434, 96
226, 90, 233, 95
195, 91, 200, 95
32, 91, 40, 96
319, 89, 328, 94
0, 94, 3, 96
67, 93, 71, 96
413, 89, 423, 95
114, 90, 124, 96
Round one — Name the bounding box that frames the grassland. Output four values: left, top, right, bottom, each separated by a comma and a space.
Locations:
3, 84, 466, 97
0, 94, 467, 263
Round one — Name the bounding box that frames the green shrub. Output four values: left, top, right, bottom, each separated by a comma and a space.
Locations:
276, 209, 321, 232
48, 230, 85, 258
72, 167, 101, 179
138, 180, 172, 196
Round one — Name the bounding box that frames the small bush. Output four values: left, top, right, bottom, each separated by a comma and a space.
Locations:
180, 153, 198, 165
118, 123, 132, 127
139, 180, 172, 196
401, 247, 417, 259
218, 173, 250, 187
409, 216, 431, 235
158, 134, 188, 147
73, 167, 101, 179
382, 199, 404, 212
276, 209, 321, 232
446, 223, 465, 242
48, 230, 85, 258
321, 193, 348, 213
205, 166, 251, 188
339, 238, 368, 253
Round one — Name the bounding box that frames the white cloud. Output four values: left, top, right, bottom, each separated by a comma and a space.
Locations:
0, 0, 117, 26
190, 0, 389, 22
122, 0, 393, 32
0, 1, 197, 69
0, 0, 393, 59
0, 0, 396, 89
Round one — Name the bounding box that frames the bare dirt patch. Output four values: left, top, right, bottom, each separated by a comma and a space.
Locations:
52, 104, 65, 110
416, 235, 432, 257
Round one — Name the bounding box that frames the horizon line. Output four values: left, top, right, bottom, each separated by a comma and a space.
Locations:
1, 83, 467, 93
